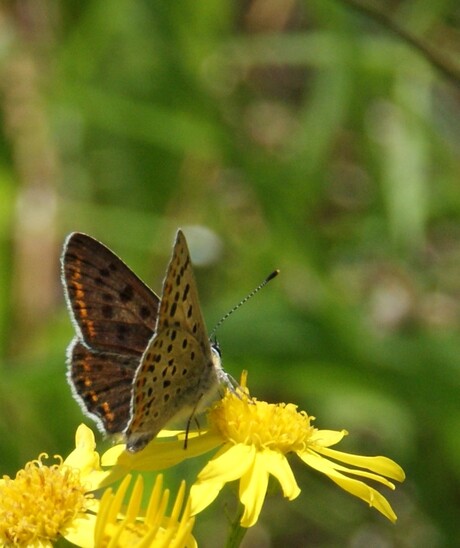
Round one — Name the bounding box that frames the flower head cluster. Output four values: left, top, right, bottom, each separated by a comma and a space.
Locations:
0, 425, 197, 548
0, 424, 108, 547
106, 372, 405, 529
189, 373, 405, 526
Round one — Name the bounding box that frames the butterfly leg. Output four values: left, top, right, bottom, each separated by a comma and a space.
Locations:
183, 394, 206, 450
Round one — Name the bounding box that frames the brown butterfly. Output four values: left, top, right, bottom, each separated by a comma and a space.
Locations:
62, 230, 231, 452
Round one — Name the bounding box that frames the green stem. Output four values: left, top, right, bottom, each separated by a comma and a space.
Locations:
225, 504, 248, 548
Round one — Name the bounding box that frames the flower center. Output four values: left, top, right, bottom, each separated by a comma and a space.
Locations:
0, 453, 90, 545
210, 388, 315, 453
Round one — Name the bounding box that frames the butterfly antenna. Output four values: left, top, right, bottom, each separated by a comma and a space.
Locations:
210, 269, 280, 339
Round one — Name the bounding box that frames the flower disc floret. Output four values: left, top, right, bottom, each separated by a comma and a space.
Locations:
210, 391, 315, 453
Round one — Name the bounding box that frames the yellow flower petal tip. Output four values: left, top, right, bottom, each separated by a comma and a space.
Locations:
190, 373, 405, 527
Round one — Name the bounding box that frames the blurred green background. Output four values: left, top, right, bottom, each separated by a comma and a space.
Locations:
1, 0, 460, 546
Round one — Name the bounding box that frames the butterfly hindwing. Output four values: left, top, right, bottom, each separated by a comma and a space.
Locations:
68, 339, 138, 434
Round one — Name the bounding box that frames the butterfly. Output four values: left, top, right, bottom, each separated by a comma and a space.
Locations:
61, 230, 232, 452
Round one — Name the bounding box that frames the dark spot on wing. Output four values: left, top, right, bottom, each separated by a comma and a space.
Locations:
102, 305, 114, 319
139, 305, 151, 319
182, 284, 190, 301
119, 284, 134, 303
117, 324, 128, 341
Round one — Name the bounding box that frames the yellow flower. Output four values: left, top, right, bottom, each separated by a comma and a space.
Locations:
189, 372, 406, 527
0, 424, 111, 547
100, 373, 405, 529
94, 474, 196, 548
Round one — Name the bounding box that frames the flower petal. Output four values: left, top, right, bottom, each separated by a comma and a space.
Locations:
300, 452, 398, 522
239, 452, 270, 527
301, 451, 396, 489
197, 443, 255, 484
314, 446, 405, 482
330, 471, 398, 522
262, 449, 300, 500
62, 513, 97, 548
100, 430, 224, 487
100, 444, 126, 467
190, 444, 255, 516
64, 424, 97, 472
64, 424, 111, 489
309, 429, 348, 447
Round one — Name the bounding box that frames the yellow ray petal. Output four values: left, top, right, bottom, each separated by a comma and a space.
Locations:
239, 453, 270, 528
197, 444, 255, 483
262, 449, 300, 500
309, 429, 348, 447
190, 444, 255, 515
300, 452, 398, 522
315, 446, 405, 482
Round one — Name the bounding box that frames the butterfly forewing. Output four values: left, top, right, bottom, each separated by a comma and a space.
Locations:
154, 230, 211, 354
62, 233, 159, 356
125, 230, 219, 452
125, 328, 209, 449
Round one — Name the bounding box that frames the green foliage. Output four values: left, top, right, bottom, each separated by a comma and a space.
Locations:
1, 0, 459, 545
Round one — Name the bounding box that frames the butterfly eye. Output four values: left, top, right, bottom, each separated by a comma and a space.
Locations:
211, 340, 221, 358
